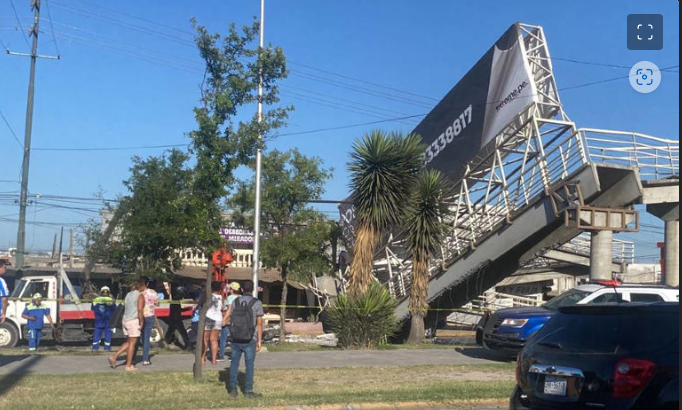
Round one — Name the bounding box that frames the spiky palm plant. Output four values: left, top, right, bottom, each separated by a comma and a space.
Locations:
347, 130, 423, 296
405, 169, 451, 344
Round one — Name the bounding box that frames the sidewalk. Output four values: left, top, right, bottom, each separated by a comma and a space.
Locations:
0, 348, 503, 375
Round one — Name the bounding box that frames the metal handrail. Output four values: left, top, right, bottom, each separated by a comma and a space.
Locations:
582, 129, 679, 180
561, 232, 635, 264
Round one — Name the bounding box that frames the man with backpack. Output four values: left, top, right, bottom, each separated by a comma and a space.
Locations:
227, 280, 263, 398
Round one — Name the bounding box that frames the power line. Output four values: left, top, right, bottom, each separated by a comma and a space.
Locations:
33, 143, 189, 152
0, 106, 23, 148
291, 71, 434, 109
0, 33, 9, 51
50, 1, 195, 47
43, 0, 60, 56
277, 114, 428, 138
282, 84, 416, 118
282, 91, 417, 126
9, 0, 30, 49
70, 0, 195, 36
51, 30, 202, 74
289, 60, 438, 103
47, 20, 200, 66
553, 57, 680, 73
560, 65, 680, 92
0, 216, 82, 227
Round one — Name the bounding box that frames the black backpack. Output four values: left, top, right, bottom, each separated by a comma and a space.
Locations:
230, 297, 258, 343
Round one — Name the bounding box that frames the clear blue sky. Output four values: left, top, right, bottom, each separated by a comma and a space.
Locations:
0, 0, 678, 260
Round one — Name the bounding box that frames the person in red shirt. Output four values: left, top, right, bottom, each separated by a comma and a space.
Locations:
211, 243, 233, 283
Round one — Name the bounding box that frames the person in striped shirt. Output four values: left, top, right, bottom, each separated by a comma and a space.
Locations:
0, 256, 10, 324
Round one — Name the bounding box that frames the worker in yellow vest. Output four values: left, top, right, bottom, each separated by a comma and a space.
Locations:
91, 286, 117, 351
22, 293, 55, 351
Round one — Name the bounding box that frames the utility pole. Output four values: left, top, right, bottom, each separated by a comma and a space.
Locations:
11, 0, 58, 269
251, 0, 265, 298
68, 229, 74, 268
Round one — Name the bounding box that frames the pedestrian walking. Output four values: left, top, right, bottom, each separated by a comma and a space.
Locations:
202, 281, 224, 365
108, 279, 144, 371
0, 256, 11, 324
91, 286, 116, 352
228, 280, 264, 398
21, 293, 55, 351
139, 277, 159, 366
189, 286, 205, 349
165, 282, 190, 349
217, 282, 241, 362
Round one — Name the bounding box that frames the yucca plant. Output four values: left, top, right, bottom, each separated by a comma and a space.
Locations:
327, 282, 400, 349
404, 169, 451, 344
347, 130, 423, 296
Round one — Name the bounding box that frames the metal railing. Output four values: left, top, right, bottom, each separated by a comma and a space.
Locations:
464, 290, 544, 311
582, 129, 679, 180
561, 232, 636, 264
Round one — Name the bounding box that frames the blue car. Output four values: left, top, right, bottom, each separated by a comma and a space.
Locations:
475, 283, 679, 354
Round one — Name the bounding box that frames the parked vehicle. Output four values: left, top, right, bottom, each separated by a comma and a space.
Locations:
511, 302, 679, 410
477, 283, 679, 353
0, 274, 194, 348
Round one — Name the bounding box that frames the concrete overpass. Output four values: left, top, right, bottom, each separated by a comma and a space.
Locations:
366, 24, 679, 319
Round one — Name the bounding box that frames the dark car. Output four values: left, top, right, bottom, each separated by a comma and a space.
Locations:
478, 284, 679, 354
511, 303, 679, 410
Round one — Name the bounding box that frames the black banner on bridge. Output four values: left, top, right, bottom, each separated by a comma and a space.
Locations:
414, 22, 538, 181
340, 23, 540, 251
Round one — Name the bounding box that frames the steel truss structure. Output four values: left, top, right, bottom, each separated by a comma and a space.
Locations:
374, 24, 679, 301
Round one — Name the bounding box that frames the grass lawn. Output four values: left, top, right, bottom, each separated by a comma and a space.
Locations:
0, 365, 516, 410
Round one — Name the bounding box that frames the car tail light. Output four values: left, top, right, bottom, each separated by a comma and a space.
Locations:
613, 358, 657, 399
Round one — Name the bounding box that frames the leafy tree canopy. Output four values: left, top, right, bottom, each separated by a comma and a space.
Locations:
231, 148, 334, 283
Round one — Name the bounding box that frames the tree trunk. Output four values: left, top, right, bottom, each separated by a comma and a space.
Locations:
278, 266, 288, 343
347, 224, 379, 297
407, 314, 426, 345
193, 261, 212, 381
407, 256, 429, 344
83, 204, 126, 297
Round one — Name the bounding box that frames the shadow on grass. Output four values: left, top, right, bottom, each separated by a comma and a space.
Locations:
0, 354, 43, 397
218, 369, 246, 394
455, 347, 517, 362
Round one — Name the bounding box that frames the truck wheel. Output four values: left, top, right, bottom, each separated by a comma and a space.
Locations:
0, 323, 19, 348
151, 320, 168, 346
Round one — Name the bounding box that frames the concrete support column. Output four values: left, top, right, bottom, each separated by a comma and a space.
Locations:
590, 230, 614, 282
664, 220, 679, 287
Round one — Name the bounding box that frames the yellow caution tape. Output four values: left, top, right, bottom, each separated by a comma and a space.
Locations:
6, 298, 486, 315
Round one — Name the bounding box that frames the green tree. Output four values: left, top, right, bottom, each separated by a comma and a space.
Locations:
189, 19, 290, 380
404, 169, 451, 344
114, 149, 200, 280
347, 131, 423, 296
231, 149, 333, 342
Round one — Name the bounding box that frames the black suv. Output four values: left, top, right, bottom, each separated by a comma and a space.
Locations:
511, 303, 679, 410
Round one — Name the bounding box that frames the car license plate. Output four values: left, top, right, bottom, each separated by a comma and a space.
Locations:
544, 376, 567, 396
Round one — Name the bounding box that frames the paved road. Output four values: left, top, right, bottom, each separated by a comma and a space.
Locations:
0, 348, 508, 375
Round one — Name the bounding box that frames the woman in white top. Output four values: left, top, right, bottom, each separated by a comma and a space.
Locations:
202, 281, 226, 365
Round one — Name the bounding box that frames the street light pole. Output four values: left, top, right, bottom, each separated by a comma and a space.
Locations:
251, 0, 265, 298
